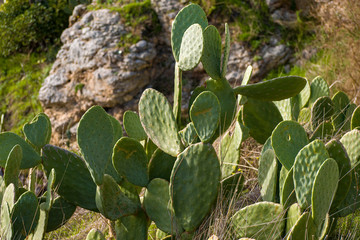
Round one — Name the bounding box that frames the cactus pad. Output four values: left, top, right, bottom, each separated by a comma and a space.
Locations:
95, 174, 140, 221
190, 91, 221, 142
123, 111, 147, 141
280, 168, 297, 209
326, 140, 352, 210
148, 149, 176, 182
297, 107, 311, 126
242, 98, 283, 144
0, 132, 41, 169
77, 105, 115, 185
273, 99, 292, 120
144, 178, 182, 235
139, 88, 182, 157
258, 149, 278, 202
112, 137, 149, 187
86, 229, 106, 240
286, 212, 317, 240
309, 76, 330, 106
46, 196, 76, 232
234, 76, 307, 101
311, 158, 339, 227
296, 78, 311, 108
3, 145, 22, 187
351, 105, 360, 130
221, 23, 230, 78
42, 145, 98, 211
201, 25, 221, 80
170, 143, 220, 231
311, 96, 334, 130
285, 203, 301, 235
293, 139, 329, 209
310, 121, 334, 141
230, 202, 285, 240
23, 113, 51, 148
179, 122, 198, 146
171, 4, 208, 62
271, 120, 309, 170
115, 210, 149, 240
331, 91, 350, 130
340, 129, 360, 172
178, 24, 204, 71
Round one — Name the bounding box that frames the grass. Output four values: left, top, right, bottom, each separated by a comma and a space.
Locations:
0, 50, 55, 135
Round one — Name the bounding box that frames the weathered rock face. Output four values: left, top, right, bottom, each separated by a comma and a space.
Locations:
39, 1, 296, 146
39, 7, 157, 146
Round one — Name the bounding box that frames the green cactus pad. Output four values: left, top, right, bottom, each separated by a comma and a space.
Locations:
148, 149, 176, 182
190, 91, 221, 143
221, 23, 230, 78
201, 25, 221, 80
309, 76, 330, 106
11, 191, 39, 239
189, 86, 206, 111
42, 145, 98, 211
234, 76, 307, 101
326, 140, 352, 210
46, 197, 76, 232
331, 91, 350, 131
318, 214, 331, 240
310, 121, 334, 141
86, 229, 106, 240
280, 168, 297, 209
220, 122, 242, 178
42, 168, 56, 212
340, 129, 360, 171
144, 178, 183, 235
293, 139, 329, 209
179, 122, 198, 146
23, 113, 52, 149
170, 143, 220, 231
171, 3, 208, 62
286, 212, 317, 240
351, 105, 360, 130
108, 114, 123, 144
205, 79, 237, 135
178, 23, 204, 71
112, 137, 149, 187
0, 132, 41, 169
96, 174, 140, 221
258, 149, 278, 202
220, 172, 244, 197
295, 78, 311, 108
273, 99, 292, 120
77, 105, 116, 185
230, 202, 285, 240
115, 210, 149, 240
311, 158, 339, 227
139, 88, 182, 157
3, 145, 22, 187
285, 203, 301, 235
156, 229, 168, 240
279, 166, 288, 195
343, 103, 357, 130
297, 107, 311, 126
242, 98, 283, 144
311, 96, 334, 130
271, 120, 309, 170
123, 111, 147, 141
0, 202, 12, 239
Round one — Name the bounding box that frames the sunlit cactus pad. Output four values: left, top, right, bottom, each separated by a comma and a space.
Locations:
230, 202, 285, 240
201, 25, 221, 80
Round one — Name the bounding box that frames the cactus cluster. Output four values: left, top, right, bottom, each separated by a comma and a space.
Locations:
1, 3, 358, 240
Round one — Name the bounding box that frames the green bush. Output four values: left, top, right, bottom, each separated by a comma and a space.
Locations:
0, 0, 90, 57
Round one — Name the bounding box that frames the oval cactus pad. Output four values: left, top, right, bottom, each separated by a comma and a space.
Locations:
351, 105, 360, 130
293, 139, 329, 210
271, 120, 309, 170
190, 91, 220, 143
311, 96, 334, 130
23, 113, 52, 148
144, 178, 183, 235
139, 88, 182, 157
112, 137, 149, 187
309, 76, 330, 106
123, 111, 147, 141
286, 212, 317, 240
230, 202, 285, 240
170, 143, 220, 231
234, 76, 307, 101
171, 3, 208, 62
311, 158, 339, 227
178, 24, 204, 71
77, 105, 115, 185
340, 129, 360, 171
258, 149, 278, 202
201, 25, 221, 80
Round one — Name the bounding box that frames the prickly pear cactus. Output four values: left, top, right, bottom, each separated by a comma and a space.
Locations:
351, 105, 360, 130
148, 149, 176, 182
123, 111, 147, 141
230, 202, 285, 240
308, 76, 330, 106
3, 144, 22, 188
170, 143, 220, 232
286, 212, 317, 240
86, 229, 106, 240
201, 25, 222, 80
311, 96, 334, 130
258, 149, 278, 202
23, 113, 52, 149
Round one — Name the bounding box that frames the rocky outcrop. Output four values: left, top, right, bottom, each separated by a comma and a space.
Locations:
39, 7, 157, 146
39, 1, 296, 146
